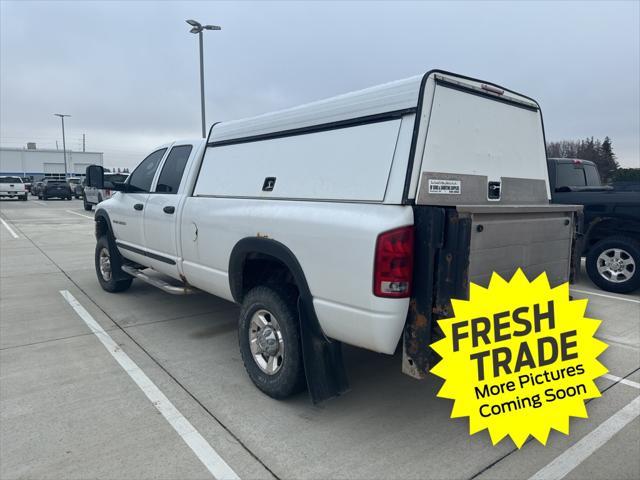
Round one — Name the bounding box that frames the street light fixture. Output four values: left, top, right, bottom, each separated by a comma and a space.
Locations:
186, 19, 221, 138
54, 113, 71, 178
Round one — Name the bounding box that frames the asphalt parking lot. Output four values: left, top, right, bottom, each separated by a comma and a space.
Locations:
1, 198, 639, 480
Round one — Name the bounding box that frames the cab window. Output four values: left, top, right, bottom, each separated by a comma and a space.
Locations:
555, 164, 586, 187
155, 145, 193, 194
128, 149, 167, 193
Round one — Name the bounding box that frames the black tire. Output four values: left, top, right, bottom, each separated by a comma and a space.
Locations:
67, 196, 72, 200
21, 195, 27, 201
83, 196, 92, 211
586, 236, 640, 294
95, 235, 133, 293
238, 286, 306, 399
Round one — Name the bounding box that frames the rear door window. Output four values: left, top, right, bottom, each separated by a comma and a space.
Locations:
155, 145, 193, 194
128, 149, 167, 193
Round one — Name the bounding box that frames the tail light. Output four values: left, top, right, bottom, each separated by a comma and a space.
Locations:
105, 189, 111, 198
373, 226, 414, 298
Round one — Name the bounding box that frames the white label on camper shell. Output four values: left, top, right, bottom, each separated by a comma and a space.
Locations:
428, 179, 461, 195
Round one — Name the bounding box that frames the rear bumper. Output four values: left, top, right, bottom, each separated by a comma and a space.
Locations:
0, 191, 26, 196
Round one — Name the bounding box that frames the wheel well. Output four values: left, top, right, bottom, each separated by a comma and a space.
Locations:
240, 253, 298, 301
94, 214, 109, 239
585, 218, 640, 251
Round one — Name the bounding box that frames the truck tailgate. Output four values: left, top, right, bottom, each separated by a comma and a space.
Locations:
402, 204, 582, 379
459, 205, 580, 287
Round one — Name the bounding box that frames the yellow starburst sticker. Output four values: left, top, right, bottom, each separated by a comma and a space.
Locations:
431, 269, 608, 448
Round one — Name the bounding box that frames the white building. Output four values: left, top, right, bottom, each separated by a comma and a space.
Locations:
0, 146, 103, 180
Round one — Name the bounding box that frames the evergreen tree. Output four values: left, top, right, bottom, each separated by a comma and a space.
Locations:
599, 137, 619, 182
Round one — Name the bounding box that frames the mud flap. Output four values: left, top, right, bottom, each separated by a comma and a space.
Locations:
298, 297, 349, 404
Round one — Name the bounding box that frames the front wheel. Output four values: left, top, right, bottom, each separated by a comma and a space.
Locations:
95, 235, 133, 292
238, 286, 306, 399
586, 236, 640, 293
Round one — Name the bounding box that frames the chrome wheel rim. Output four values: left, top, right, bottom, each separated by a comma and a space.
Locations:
99, 247, 112, 282
248, 309, 284, 375
596, 248, 635, 283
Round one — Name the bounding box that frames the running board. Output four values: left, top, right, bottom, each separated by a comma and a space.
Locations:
121, 265, 196, 295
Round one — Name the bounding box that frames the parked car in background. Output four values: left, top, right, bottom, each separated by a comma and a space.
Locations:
38, 178, 72, 200
0, 176, 28, 200
548, 158, 640, 293
21, 177, 32, 192
67, 177, 83, 199
31, 181, 44, 197
83, 172, 128, 211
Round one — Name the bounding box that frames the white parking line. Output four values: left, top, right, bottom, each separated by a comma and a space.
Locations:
59, 290, 240, 480
602, 373, 640, 389
0, 217, 19, 238
528, 395, 640, 480
570, 288, 640, 304
66, 209, 93, 220
32, 200, 47, 206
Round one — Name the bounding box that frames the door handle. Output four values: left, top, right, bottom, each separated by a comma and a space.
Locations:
134, 203, 143, 211
163, 206, 175, 214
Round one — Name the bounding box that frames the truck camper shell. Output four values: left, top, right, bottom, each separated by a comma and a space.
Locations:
197, 70, 550, 207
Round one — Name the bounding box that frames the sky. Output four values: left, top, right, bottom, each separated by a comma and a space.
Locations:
1, 0, 639, 169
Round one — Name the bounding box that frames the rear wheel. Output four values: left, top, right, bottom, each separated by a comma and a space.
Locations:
238, 286, 306, 399
586, 236, 640, 293
20, 194, 27, 201
95, 235, 133, 292
83, 196, 92, 211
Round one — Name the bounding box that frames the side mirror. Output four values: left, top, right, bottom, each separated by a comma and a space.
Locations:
111, 181, 127, 192
86, 165, 104, 189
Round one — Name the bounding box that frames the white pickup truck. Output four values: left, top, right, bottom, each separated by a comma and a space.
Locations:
86, 70, 582, 402
0, 176, 28, 201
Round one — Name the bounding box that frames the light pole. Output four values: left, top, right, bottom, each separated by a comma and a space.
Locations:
186, 19, 221, 138
54, 114, 71, 178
